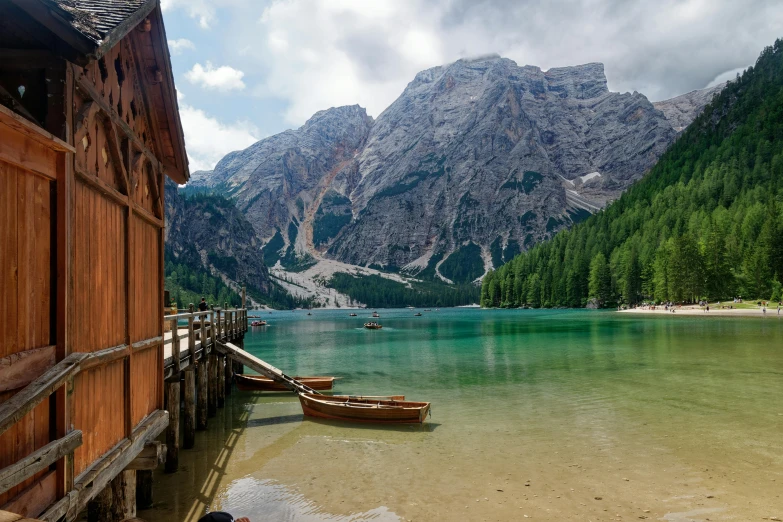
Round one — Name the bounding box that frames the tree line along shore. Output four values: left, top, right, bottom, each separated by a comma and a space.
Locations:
481, 40, 783, 310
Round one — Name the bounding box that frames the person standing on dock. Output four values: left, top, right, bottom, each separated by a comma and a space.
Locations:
199, 297, 208, 312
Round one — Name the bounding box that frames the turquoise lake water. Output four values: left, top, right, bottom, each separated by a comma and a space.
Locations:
142, 308, 783, 521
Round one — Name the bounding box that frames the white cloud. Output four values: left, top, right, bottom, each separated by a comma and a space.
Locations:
705, 66, 749, 88
234, 0, 782, 125
185, 62, 246, 91
251, 0, 447, 125
168, 38, 195, 55
161, 0, 215, 29
179, 104, 259, 171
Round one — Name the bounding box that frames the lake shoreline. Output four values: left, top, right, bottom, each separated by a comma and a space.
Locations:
619, 304, 782, 317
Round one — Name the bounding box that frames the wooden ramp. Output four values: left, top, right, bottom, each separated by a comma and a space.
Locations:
215, 341, 322, 396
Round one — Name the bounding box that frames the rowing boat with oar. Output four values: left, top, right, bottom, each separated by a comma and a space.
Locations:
298, 393, 430, 424
235, 374, 337, 391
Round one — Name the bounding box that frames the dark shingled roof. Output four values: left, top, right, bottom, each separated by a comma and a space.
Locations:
47, 0, 155, 46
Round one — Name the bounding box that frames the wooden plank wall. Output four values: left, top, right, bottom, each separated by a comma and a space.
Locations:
0, 160, 54, 507
68, 30, 164, 476
130, 216, 161, 426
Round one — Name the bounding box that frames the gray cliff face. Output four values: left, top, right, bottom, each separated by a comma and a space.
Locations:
189, 105, 373, 262
653, 83, 726, 132
329, 57, 676, 273
165, 179, 271, 293
192, 57, 722, 282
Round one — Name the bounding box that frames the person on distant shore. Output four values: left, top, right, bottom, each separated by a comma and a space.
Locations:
199, 297, 208, 312
198, 512, 250, 522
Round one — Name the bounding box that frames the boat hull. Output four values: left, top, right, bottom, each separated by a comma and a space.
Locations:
235, 374, 335, 392
298, 393, 430, 424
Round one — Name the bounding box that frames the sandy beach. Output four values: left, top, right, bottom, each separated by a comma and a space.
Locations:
620, 303, 782, 317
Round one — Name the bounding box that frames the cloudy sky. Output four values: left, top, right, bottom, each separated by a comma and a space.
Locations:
160, 0, 783, 172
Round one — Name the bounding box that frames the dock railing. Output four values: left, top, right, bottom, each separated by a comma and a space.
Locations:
0, 301, 247, 521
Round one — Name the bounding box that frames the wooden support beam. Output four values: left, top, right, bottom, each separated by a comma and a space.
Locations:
224, 338, 233, 396
164, 382, 179, 473
99, 114, 130, 195
216, 355, 225, 409
74, 72, 160, 172
0, 353, 87, 436
80, 344, 129, 372
86, 484, 111, 522
196, 361, 208, 431
123, 442, 164, 471
183, 368, 195, 450
75, 167, 128, 208
207, 354, 218, 418
135, 470, 153, 510
0, 346, 56, 393
0, 431, 82, 496
110, 470, 136, 521
41, 410, 169, 522
131, 203, 164, 228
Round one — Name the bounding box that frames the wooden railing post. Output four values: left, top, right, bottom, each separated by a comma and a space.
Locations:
199, 314, 206, 358
171, 317, 180, 373
210, 311, 216, 350
216, 309, 222, 341
187, 316, 195, 365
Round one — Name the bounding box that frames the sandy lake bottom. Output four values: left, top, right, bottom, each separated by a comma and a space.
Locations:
140, 309, 783, 521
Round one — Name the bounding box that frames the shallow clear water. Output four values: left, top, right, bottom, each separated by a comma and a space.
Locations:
141, 308, 783, 521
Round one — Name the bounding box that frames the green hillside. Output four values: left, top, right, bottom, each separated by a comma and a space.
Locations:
482, 39, 783, 308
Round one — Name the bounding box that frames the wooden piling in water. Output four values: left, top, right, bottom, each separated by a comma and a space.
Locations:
165, 380, 180, 473
208, 353, 218, 417
217, 354, 226, 408
110, 470, 136, 520
183, 367, 196, 449
136, 469, 153, 509
196, 360, 208, 430
87, 481, 112, 522
224, 352, 233, 396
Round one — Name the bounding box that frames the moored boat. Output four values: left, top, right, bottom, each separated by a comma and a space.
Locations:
298, 393, 430, 424
364, 322, 382, 330
235, 374, 336, 392
250, 320, 267, 326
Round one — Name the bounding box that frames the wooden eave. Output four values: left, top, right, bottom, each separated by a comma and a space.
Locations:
8, 0, 190, 184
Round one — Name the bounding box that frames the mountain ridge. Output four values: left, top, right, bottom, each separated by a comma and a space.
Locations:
189, 56, 722, 283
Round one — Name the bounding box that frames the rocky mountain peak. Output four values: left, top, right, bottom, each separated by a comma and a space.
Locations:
190, 56, 725, 284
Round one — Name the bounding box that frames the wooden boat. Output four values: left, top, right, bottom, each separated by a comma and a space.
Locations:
250, 320, 267, 326
299, 393, 430, 424
235, 374, 336, 391
364, 322, 382, 330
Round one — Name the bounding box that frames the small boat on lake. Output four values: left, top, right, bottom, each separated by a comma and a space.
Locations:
364, 322, 382, 330
372, 312, 380, 318
298, 393, 430, 424
414, 312, 422, 316
349, 313, 358, 317
235, 374, 336, 392
250, 320, 267, 326
307, 312, 312, 316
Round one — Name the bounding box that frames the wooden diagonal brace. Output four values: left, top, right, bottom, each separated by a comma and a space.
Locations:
99, 113, 130, 194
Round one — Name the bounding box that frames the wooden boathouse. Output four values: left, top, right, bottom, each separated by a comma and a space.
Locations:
0, 1, 248, 520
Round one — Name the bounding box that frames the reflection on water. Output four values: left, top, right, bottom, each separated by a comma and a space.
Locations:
142, 309, 783, 521
217, 477, 398, 521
